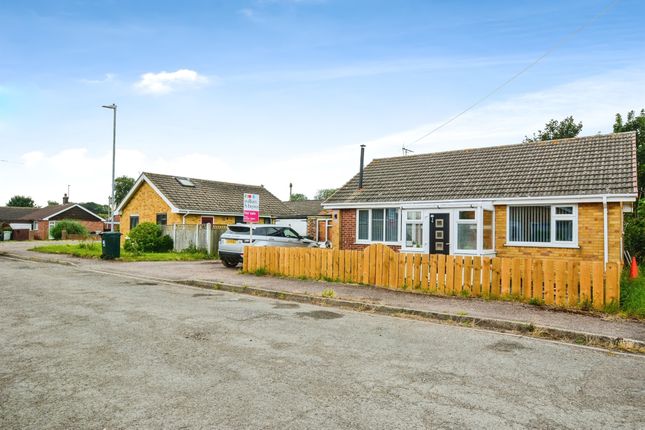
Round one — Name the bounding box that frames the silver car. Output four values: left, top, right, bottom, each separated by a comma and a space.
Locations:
218, 224, 318, 268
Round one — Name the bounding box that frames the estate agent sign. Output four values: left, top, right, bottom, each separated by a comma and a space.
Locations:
243, 193, 260, 223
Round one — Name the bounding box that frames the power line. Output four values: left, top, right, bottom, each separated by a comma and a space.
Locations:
408, 0, 621, 147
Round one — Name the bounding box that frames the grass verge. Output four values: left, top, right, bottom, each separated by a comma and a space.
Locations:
621, 272, 645, 319
30, 242, 215, 262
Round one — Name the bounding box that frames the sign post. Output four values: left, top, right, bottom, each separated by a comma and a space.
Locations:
243, 193, 260, 245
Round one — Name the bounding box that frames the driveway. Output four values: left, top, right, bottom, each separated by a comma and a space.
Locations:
1, 257, 644, 429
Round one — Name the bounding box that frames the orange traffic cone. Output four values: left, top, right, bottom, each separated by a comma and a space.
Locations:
630, 256, 639, 279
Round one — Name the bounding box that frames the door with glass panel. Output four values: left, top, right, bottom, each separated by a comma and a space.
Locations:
429, 213, 450, 255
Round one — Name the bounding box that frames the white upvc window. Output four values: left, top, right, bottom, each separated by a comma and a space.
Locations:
456, 210, 477, 251
356, 208, 399, 244
404, 210, 423, 249
32, 221, 39, 231
507, 204, 578, 247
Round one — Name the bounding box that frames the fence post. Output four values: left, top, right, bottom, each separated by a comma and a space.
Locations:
195, 224, 199, 249
173, 224, 177, 251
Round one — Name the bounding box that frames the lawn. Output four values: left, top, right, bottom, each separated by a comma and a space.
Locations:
621, 272, 645, 319
30, 242, 216, 262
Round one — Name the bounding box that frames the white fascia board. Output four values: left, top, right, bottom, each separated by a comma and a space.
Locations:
115, 174, 179, 215
42, 204, 105, 222
323, 193, 637, 209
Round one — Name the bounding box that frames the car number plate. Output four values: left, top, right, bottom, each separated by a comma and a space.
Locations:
226, 239, 237, 244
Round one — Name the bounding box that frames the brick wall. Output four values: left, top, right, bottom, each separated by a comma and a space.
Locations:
495, 202, 623, 262
338, 209, 401, 252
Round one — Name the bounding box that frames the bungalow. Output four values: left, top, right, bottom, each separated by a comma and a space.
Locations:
114, 172, 293, 238
323, 132, 638, 264
0, 200, 105, 240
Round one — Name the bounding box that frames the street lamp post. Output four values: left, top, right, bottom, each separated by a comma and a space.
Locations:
102, 103, 117, 232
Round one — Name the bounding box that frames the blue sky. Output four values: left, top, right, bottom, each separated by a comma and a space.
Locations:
1, 0, 644, 206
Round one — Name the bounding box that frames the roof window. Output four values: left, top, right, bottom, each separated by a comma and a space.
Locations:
176, 177, 195, 187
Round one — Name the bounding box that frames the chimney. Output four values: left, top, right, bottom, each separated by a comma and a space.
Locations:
289, 182, 293, 198
358, 145, 365, 189
62, 193, 69, 204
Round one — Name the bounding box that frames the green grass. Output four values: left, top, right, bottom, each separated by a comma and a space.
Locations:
30, 242, 215, 262
321, 288, 336, 298
620, 272, 645, 319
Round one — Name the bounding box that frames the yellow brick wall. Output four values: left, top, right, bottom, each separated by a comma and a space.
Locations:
120, 181, 179, 238
495, 203, 623, 262
120, 181, 269, 240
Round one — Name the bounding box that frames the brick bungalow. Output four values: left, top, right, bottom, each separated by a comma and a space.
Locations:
0, 201, 105, 240
114, 172, 294, 239
323, 132, 638, 264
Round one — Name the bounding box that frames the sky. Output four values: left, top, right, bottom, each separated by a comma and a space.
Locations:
1, 0, 644, 207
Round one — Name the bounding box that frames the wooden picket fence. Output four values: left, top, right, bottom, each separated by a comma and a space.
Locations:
244, 244, 621, 309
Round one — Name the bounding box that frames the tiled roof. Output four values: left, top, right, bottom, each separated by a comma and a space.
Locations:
143, 172, 294, 217
282, 200, 324, 217
0, 206, 36, 222
19, 204, 76, 220
326, 132, 638, 204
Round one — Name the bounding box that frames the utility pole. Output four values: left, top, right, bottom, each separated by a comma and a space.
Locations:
102, 103, 117, 231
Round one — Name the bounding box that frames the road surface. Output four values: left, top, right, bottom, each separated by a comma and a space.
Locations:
1, 257, 643, 429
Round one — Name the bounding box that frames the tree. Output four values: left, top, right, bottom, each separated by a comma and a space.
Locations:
614, 109, 645, 263
314, 188, 337, 200
289, 193, 308, 201
523, 116, 583, 143
614, 109, 645, 200
114, 176, 135, 207
81, 202, 110, 218
47, 200, 59, 206
7, 195, 35, 207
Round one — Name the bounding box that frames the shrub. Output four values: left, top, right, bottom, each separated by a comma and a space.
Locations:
124, 222, 173, 253
50, 220, 88, 240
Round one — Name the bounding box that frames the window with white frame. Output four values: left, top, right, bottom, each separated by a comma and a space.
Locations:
508, 205, 577, 245
356, 208, 399, 243
404, 210, 423, 249
457, 210, 477, 250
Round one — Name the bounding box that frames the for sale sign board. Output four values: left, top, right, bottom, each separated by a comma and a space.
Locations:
243, 193, 260, 223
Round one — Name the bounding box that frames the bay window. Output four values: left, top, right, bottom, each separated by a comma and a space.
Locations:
508, 205, 577, 246
356, 208, 399, 243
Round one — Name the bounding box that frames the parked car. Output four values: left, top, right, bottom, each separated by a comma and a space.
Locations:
219, 224, 318, 268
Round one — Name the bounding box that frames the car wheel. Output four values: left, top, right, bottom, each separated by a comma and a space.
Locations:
221, 258, 238, 268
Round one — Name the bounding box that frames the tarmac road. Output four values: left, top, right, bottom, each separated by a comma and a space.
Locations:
1, 257, 643, 429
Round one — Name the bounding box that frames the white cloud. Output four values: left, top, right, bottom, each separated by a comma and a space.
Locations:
134, 69, 209, 95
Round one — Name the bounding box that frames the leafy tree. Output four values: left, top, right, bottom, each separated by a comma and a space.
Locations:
114, 176, 135, 207
523, 116, 583, 143
7, 195, 36, 207
49, 220, 88, 240
614, 109, 645, 263
614, 109, 645, 199
81, 202, 110, 218
289, 193, 308, 201
47, 200, 59, 206
314, 188, 337, 200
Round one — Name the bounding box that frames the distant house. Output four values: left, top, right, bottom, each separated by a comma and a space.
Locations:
114, 172, 293, 238
0, 199, 105, 240
276, 200, 332, 241
323, 132, 638, 264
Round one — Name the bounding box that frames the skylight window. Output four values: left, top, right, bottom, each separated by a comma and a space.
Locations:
176, 177, 195, 187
